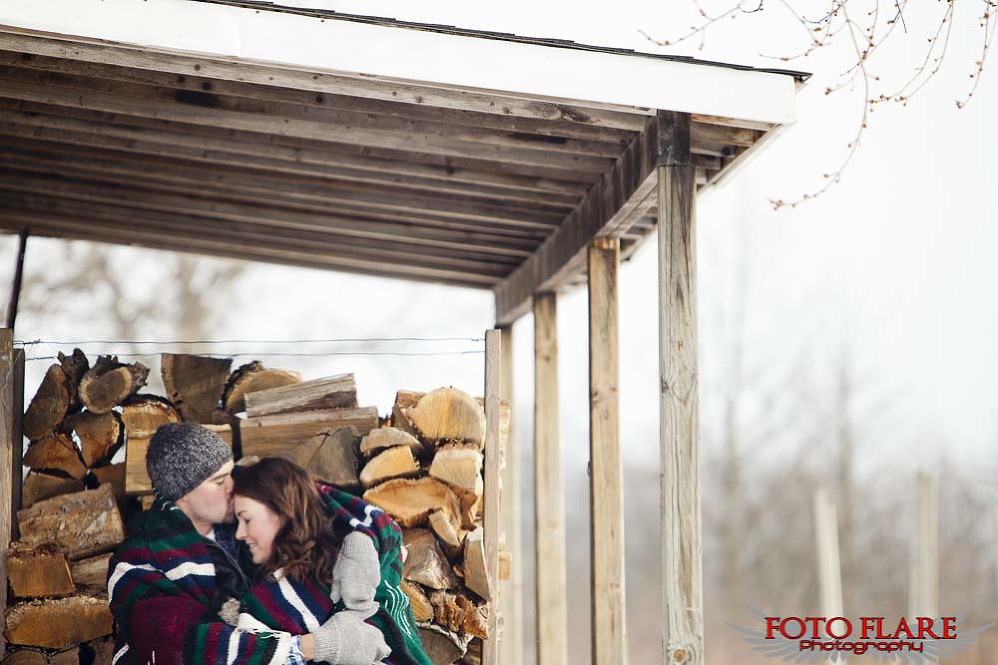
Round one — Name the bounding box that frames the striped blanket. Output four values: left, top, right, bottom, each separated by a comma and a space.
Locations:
239, 484, 432, 665
107, 483, 430, 665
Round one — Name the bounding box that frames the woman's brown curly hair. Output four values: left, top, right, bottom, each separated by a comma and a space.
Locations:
231, 457, 344, 584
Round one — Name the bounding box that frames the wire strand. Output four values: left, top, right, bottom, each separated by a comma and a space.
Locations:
16, 336, 484, 346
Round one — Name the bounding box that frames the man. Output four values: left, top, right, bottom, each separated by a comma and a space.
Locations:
107, 422, 390, 664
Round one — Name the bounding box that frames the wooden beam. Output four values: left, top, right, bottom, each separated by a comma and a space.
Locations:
483, 329, 502, 665
588, 239, 625, 665
658, 111, 704, 665
0, 49, 639, 145
1, 328, 14, 658
909, 471, 938, 617
813, 489, 844, 620
0, 160, 557, 245
5, 230, 27, 329
533, 293, 568, 665
0, 69, 617, 173
0, 193, 519, 275
10, 348, 23, 542
0, 212, 498, 289
0, 103, 593, 196
497, 324, 523, 665
494, 116, 660, 325
0, 32, 651, 131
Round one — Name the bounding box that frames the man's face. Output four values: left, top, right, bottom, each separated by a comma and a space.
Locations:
175, 460, 235, 528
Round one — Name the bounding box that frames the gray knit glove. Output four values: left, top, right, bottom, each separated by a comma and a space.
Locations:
330, 532, 381, 615
312, 609, 391, 665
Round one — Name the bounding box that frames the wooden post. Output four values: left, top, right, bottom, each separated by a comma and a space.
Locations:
498, 324, 524, 665
909, 471, 939, 617
658, 111, 704, 665
483, 329, 503, 665
5, 230, 27, 329
10, 348, 23, 541
0, 328, 16, 658
588, 238, 626, 665
534, 293, 568, 665
813, 489, 845, 665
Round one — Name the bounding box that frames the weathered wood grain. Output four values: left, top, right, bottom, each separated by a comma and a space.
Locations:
658, 111, 704, 665
587, 240, 626, 665
532, 294, 569, 665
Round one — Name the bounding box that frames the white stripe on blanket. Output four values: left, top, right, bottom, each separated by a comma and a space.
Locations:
348, 503, 381, 529
278, 574, 321, 632
108, 562, 157, 598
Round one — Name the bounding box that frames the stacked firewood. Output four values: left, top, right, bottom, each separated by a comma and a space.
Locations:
8, 351, 503, 665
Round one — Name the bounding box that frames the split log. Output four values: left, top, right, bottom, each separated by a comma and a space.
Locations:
57, 348, 90, 412
1, 648, 79, 665
17, 485, 125, 560
405, 388, 485, 446
391, 390, 422, 439
68, 410, 123, 467
360, 445, 420, 488
402, 529, 460, 590
463, 638, 483, 665
78, 356, 149, 414
120, 395, 181, 439
82, 637, 115, 665
70, 552, 113, 589
462, 527, 493, 602
285, 427, 361, 490
363, 477, 461, 530
459, 493, 482, 531
401, 581, 434, 622
359, 427, 425, 458
417, 624, 469, 665
161, 354, 233, 423
429, 444, 484, 497
126, 424, 230, 494
5, 543, 75, 598
239, 407, 377, 459
428, 509, 464, 560
21, 472, 85, 509
429, 589, 489, 639
23, 433, 87, 481
222, 361, 301, 413
244, 373, 358, 417
89, 463, 126, 501
23, 365, 70, 441
4, 594, 113, 649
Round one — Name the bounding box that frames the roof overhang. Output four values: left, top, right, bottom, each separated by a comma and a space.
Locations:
0, 0, 805, 324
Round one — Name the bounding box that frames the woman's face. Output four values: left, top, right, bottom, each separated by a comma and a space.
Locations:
234, 495, 284, 564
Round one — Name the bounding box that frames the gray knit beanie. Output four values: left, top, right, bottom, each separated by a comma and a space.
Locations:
146, 422, 233, 501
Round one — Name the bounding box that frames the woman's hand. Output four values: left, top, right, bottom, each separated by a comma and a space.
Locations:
310, 609, 391, 665
330, 532, 381, 615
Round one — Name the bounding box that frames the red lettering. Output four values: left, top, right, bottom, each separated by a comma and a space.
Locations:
804, 617, 826, 638
893, 618, 915, 640
827, 617, 852, 639
942, 617, 957, 639
766, 617, 781, 640
861, 617, 878, 640
781, 618, 806, 640
917, 617, 940, 640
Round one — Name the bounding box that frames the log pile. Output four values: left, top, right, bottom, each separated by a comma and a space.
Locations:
10, 350, 504, 665
359, 388, 502, 664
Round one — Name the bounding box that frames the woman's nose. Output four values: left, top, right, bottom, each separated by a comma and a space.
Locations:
235, 521, 245, 540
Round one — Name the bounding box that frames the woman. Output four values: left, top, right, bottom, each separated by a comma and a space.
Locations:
231, 457, 432, 665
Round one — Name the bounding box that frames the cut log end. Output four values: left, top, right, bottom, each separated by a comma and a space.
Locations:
222, 361, 301, 413
161, 353, 233, 423
79, 356, 149, 414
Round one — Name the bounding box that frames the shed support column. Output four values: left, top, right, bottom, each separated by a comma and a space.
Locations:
498, 324, 523, 665
533, 293, 568, 665
483, 329, 503, 665
658, 111, 704, 665
588, 238, 626, 665
0, 328, 18, 658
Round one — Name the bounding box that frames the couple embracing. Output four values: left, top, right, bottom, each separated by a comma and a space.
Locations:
107, 422, 433, 665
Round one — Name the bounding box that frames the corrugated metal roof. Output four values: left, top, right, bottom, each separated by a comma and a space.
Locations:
187, 0, 811, 81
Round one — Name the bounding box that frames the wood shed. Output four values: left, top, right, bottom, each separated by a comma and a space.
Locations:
0, 1, 805, 663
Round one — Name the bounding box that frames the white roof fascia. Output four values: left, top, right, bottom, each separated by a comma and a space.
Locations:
0, 0, 798, 125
